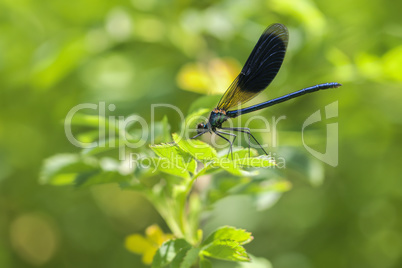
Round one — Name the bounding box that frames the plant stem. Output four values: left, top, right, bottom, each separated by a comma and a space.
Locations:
147, 193, 184, 238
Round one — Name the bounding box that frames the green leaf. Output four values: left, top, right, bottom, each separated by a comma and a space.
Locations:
76, 130, 101, 143
172, 133, 217, 161
234, 179, 291, 195
67, 113, 121, 136
152, 239, 192, 268
187, 195, 202, 245
199, 226, 253, 263
81, 138, 120, 156
233, 157, 276, 168
161, 116, 171, 142
202, 226, 253, 246
39, 154, 99, 185
153, 116, 172, 143
217, 147, 258, 159
201, 240, 250, 262
237, 255, 273, 268
150, 142, 197, 174
206, 176, 291, 210
199, 257, 212, 268
75, 171, 131, 188
150, 157, 190, 179
206, 176, 240, 204
211, 160, 255, 176
175, 247, 199, 268
68, 114, 106, 127
150, 142, 179, 158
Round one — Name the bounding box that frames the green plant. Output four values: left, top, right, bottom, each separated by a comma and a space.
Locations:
40, 109, 291, 267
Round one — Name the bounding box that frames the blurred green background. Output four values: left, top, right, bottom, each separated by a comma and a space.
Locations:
1, 0, 402, 267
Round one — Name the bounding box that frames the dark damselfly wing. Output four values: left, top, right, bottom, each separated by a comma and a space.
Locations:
216, 23, 289, 111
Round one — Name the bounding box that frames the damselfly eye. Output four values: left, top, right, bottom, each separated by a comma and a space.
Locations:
196, 123, 205, 134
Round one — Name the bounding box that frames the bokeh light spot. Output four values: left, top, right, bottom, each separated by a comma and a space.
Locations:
10, 213, 58, 266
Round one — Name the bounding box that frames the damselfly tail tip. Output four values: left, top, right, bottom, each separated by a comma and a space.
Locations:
333, 82, 342, 88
